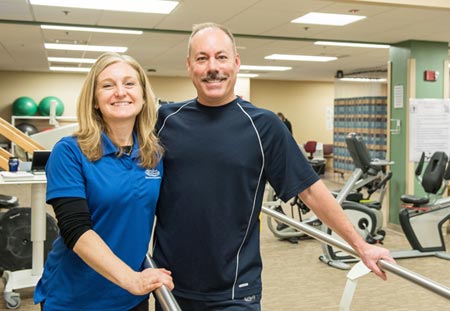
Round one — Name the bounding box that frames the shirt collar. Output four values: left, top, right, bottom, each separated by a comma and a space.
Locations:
101, 131, 139, 158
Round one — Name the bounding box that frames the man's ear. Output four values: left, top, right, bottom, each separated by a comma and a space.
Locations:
186, 56, 191, 73
235, 53, 241, 69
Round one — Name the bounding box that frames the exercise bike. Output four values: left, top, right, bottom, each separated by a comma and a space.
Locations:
264, 185, 322, 244
0, 194, 58, 309
264, 133, 391, 245
394, 151, 450, 260
319, 133, 393, 269
320, 134, 450, 270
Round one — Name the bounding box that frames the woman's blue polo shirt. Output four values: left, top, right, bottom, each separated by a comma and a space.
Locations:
34, 133, 163, 311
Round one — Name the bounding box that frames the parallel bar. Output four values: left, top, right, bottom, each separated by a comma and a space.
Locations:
262, 206, 450, 300
144, 255, 181, 311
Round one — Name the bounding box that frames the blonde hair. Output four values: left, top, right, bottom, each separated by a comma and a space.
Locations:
75, 52, 163, 168
188, 22, 237, 56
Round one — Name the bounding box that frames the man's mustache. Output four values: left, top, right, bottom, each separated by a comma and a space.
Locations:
201, 72, 228, 82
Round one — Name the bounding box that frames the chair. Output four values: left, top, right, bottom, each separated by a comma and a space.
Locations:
304, 141, 326, 175
323, 144, 333, 158
304, 141, 317, 160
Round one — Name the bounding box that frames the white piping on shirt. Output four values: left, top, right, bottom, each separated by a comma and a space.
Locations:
157, 100, 194, 135
231, 101, 265, 299
157, 99, 265, 300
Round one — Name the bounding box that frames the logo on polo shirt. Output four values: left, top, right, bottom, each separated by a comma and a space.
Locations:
145, 169, 161, 179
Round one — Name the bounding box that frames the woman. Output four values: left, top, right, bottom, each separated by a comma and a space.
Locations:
34, 53, 173, 311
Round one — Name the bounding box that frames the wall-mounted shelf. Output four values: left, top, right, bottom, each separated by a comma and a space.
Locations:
11, 116, 77, 127
10, 116, 77, 157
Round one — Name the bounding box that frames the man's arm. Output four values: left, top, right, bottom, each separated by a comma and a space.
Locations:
298, 180, 395, 280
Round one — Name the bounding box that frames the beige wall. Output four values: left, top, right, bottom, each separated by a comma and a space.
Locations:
149, 76, 197, 102
0, 71, 86, 120
251, 79, 335, 145
0, 72, 199, 120
334, 81, 387, 98
0, 72, 336, 146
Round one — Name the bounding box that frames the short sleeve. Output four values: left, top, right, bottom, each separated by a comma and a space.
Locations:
46, 137, 87, 202
261, 112, 319, 202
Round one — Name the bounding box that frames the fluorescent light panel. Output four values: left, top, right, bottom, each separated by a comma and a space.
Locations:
48, 57, 97, 64
240, 65, 292, 71
45, 43, 127, 53
30, 0, 178, 14
315, 41, 390, 49
237, 73, 259, 78
339, 77, 387, 82
50, 66, 91, 72
41, 25, 143, 35
292, 12, 366, 26
265, 54, 337, 62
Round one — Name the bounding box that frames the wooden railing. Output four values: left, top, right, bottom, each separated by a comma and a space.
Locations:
0, 117, 45, 170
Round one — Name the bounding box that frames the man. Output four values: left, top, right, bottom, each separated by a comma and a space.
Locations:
277, 112, 292, 134
153, 22, 394, 311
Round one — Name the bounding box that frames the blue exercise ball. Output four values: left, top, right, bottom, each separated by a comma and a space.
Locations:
38, 96, 64, 116
12, 97, 38, 116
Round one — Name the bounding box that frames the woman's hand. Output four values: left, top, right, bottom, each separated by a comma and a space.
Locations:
125, 268, 174, 295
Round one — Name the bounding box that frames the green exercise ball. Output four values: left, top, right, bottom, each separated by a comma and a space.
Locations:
38, 96, 64, 116
12, 97, 38, 116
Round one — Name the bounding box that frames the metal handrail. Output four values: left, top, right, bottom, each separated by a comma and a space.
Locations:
144, 255, 182, 311
262, 206, 450, 300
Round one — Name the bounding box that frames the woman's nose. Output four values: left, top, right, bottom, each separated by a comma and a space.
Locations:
114, 84, 126, 96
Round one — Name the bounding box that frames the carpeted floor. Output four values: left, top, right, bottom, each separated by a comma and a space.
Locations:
1, 172, 449, 310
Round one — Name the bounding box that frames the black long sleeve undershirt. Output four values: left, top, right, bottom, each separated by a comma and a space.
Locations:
50, 197, 93, 250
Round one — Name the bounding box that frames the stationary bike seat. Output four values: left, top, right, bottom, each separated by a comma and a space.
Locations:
0, 194, 18, 208
363, 201, 382, 210
400, 194, 429, 206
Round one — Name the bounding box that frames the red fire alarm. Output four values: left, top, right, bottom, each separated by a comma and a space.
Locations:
424, 70, 437, 81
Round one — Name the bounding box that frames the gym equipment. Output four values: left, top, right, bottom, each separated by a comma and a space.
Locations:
0, 194, 58, 309
12, 97, 38, 116
264, 185, 322, 243
38, 96, 64, 116
319, 133, 393, 269
265, 134, 389, 245
395, 151, 450, 258
320, 134, 450, 270
0, 208, 58, 273
262, 206, 450, 302
15, 123, 38, 136
144, 255, 182, 311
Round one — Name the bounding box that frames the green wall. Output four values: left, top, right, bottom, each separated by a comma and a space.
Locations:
388, 40, 448, 224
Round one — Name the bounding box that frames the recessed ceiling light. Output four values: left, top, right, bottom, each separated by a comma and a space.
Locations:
45, 43, 127, 53
48, 57, 97, 63
49, 66, 91, 72
240, 65, 292, 71
41, 25, 143, 35
265, 54, 337, 62
292, 12, 366, 26
30, 0, 179, 14
315, 41, 390, 49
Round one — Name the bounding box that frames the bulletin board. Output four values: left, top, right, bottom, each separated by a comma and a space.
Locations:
409, 98, 450, 162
